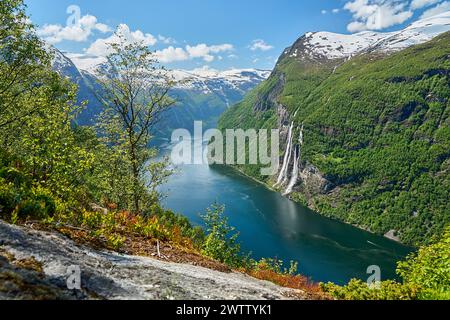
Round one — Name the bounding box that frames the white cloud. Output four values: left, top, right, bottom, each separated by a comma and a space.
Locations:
155, 43, 234, 63
85, 24, 157, 56
410, 0, 441, 10
420, 1, 450, 18
95, 23, 111, 33
186, 44, 215, 62
75, 21, 231, 65
249, 39, 274, 51
37, 14, 111, 44
155, 46, 189, 63
323, 8, 341, 14
158, 35, 176, 44
209, 44, 235, 52
347, 21, 368, 32
343, 0, 413, 32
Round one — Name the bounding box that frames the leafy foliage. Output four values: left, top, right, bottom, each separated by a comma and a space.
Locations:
321, 226, 450, 300
0, 0, 51, 128
201, 204, 243, 268
396, 226, 450, 299
250, 258, 299, 276
94, 34, 176, 214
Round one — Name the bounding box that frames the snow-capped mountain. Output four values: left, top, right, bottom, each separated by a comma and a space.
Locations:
50, 49, 269, 136
284, 11, 450, 61
169, 68, 270, 93
158, 68, 269, 136
65, 52, 270, 95
368, 11, 450, 53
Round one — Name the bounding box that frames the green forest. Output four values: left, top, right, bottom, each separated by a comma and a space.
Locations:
219, 32, 450, 247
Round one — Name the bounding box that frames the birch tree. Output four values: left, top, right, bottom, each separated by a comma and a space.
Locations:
96, 34, 175, 213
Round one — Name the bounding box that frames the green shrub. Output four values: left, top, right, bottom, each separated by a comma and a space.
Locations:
159, 210, 206, 248
80, 209, 103, 230
397, 226, 450, 299
0, 179, 17, 218
17, 193, 56, 220
201, 204, 243, 268
0, 167, 31, 188
0, 170, 56, 221
185, 225, 206, 249
252, 258, 299, 276
321, 279, 419, 300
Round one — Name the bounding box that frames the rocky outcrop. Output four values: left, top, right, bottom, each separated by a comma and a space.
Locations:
274, 119, 333, 198
254, 73, 285, 113
297, 163, 333, 195
0, 221, 305, 300
384, 230, 401, 243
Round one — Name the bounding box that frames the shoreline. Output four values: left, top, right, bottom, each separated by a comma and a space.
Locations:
217, 164, 410, 247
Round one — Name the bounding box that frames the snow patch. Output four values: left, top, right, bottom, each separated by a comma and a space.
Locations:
293, 11, 450, 60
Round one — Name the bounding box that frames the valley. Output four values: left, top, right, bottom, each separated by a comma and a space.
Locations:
219, 12, 450, 247
160, 140, 412, 285
52, 49, 270, 138
1, 0, 449, 301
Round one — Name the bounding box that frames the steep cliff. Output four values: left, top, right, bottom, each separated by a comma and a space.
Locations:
218, 13, 450, 246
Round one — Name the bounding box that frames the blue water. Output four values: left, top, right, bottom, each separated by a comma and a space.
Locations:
159, 141, 412, 285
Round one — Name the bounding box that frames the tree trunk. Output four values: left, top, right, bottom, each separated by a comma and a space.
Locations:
129, 139, 141, 214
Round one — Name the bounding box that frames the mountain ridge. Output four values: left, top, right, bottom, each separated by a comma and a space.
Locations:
281, 11, 450, 62
50, 49, 269, 133
218, 13, 450, 246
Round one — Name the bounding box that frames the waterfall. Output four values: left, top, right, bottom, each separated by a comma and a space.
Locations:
299, 123, 304, 146
283, 146, 300, 195
274, 119, 304, 193
281, 137, 294, 186
283, 125, 304, 195
275, 122, 294, 186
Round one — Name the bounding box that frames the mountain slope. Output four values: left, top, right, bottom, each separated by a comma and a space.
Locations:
155, 68, 270, 138
52, 50, 269, 137
284, 12, 450, 61
51, 49, 104, 125
219, 14, 450, 246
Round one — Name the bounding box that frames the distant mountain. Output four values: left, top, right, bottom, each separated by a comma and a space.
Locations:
218, 12, 450, 246
282, 12, 450, 61
50, 49, 269, 138
157, 68, 270, 137
50, 48, 103, 126
170, 68, 271, 94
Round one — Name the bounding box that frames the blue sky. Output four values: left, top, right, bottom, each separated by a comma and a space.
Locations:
26, 0, 450, 71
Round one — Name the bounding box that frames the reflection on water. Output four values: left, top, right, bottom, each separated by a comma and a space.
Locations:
159, 141, 412, 285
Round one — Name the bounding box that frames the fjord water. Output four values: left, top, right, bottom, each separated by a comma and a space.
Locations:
159, 140, 412, 285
